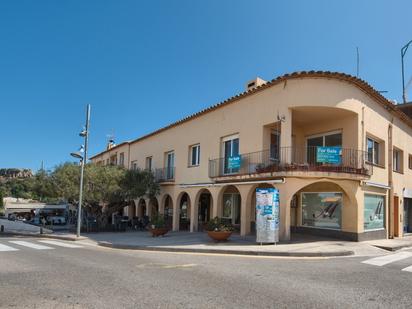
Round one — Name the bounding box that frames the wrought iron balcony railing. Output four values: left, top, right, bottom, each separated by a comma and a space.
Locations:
154, 167, 175, 182
208, 147, 372, 178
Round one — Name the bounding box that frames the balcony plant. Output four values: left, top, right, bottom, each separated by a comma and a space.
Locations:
206, 216, 234, 241
149, 214, 169, 237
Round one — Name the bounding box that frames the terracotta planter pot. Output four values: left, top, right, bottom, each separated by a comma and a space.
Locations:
207, 230, 232, 241
150, 227, 169, 237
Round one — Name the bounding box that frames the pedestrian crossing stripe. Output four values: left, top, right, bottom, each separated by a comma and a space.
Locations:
0, 243, 19, 252
9, 240, 54, 250
362, 251, 412, 266
38, 240, 83, 248
401, 265, 412, 272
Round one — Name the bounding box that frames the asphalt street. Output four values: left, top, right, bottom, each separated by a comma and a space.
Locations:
1, 236, 412, 309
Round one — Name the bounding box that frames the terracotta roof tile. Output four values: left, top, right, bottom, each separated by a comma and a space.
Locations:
91, 71, 411, 159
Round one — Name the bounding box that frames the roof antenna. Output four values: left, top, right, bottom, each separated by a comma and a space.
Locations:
356, 47, 360, 77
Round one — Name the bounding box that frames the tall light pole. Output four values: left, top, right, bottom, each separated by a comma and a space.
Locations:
70, 104, 91, 237
401, 40, 412, 103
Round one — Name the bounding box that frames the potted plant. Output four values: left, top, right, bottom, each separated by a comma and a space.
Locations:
206, 217, 234, 241
149, 214, 169, 237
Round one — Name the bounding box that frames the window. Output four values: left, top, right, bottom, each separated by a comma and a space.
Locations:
222, 135, 240, 174
393, 148, 403, 173
131, 160, 137, 170
106, 159, 109, 165
301, 192, 343, 230
189, 144, 200, 166
307, 131, 342, 163
119, 152, 125, 167
409, 154, 412, 170
145, 157, 152, 171
270, 130, 280, 160
165, 151, 175, 180
109, 155, 117, 165
364, 194, 385, 231
366, 137, 380, 165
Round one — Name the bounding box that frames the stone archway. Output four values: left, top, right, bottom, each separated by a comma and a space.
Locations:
176, 192, 191, 231
149, 197, 159, 217
162, 194, 173, 229
194, 188, 213, 231
217, 185, 241, 232
127, 200, 137, 219
287, 180, 355, 239
137, 198, 147, 218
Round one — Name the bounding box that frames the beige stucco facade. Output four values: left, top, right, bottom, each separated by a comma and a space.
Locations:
91, 72, 412, 241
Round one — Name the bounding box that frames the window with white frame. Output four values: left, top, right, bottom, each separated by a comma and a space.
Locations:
189, 144, 200, 166
366, 137, 380, 165
145, 157, 152, 171
119, 152, 125, 166
393, 148, 403, 173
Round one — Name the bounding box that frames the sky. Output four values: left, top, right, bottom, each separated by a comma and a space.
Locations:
1, 0, 412, 171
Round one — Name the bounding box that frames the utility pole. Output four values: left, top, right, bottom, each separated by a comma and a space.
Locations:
401, 40, 412, 103
76, 104, 91, 238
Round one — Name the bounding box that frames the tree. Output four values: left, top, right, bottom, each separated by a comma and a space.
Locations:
0, 162, 160, 227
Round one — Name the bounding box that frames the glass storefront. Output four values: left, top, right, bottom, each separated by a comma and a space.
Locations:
364, 194, 385, 231
223, 193, 241, 224
301, 192, 343, 230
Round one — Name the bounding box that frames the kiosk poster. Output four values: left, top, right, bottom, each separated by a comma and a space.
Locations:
256, 188, 279, 243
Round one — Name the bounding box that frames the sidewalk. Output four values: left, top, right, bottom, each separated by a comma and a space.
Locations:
80, 231, 390, 257
365, 235, 412, 251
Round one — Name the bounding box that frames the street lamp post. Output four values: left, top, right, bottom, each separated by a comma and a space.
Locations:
401, 40, 412, 103
70, 104, 91, 238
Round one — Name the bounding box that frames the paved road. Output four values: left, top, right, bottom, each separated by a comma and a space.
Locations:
1, 236, 412, 309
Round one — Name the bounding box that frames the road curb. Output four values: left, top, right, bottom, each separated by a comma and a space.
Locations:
0, 231, 86, 241
372, 244, 412, 252
97, 242, 354, 257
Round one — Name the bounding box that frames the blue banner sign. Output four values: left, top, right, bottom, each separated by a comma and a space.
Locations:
256, 188, 280, 243
228, 155, 241, 169
316, 146, 342, 164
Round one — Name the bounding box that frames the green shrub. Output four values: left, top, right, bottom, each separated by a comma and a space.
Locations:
150, 214, 166, 229
206, 217, 234, 232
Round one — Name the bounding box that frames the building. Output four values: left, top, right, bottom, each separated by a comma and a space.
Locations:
90, 71, 412, 241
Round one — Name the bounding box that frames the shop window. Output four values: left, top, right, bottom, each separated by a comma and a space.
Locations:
222, 193, 241, 224
301, 192, 342, 230
364, 194, 385, 231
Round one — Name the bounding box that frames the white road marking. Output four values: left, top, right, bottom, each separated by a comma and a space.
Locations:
0, 243, 19, 252
362, 252, 412, 266
401, 265, 412, 272
38, 240, 83, 248
9, 240, 54, 250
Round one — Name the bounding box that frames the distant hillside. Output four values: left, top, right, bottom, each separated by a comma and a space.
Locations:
0, 168, 33, 179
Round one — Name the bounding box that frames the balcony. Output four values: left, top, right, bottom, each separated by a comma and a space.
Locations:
208, 147, 372, 179
154, 167, 175, 183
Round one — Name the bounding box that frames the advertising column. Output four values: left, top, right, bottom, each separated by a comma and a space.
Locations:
256, 188, 280, 244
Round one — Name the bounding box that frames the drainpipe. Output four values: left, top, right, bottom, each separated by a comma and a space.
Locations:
361, 107, 365, 153
388, 121, 394, 238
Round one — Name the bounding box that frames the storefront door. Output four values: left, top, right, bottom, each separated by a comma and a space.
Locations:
404, 198, 412, 234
